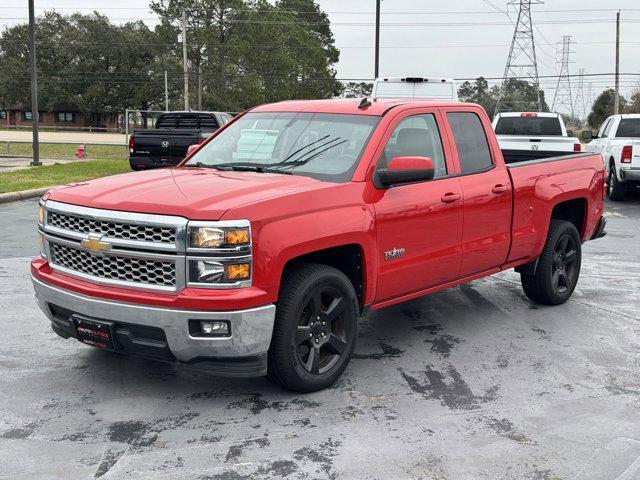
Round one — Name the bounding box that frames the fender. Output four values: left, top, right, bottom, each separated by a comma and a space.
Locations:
221, 182, 378, 305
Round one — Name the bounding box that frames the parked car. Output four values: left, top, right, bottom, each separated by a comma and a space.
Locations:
492, 112, 582, 162
583, 114, 640, 201
129, 111, 232, 170
33, 98, 607, 392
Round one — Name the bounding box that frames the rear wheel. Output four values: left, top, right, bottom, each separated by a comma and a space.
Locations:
267, 264, 358, 392
608, 164, 626, 201
521, 220, 581, 305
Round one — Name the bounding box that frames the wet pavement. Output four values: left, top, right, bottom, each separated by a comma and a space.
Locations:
1, 195, 639, 480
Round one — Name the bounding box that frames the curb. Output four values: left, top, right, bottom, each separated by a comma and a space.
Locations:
0, 186, 55, 205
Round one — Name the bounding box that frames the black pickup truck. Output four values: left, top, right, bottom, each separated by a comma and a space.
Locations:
129, 111, 231, 170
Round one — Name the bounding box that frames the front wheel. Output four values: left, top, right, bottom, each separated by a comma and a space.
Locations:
608, 167, 626, 201
520, 220, 582, 305
267, 264, 359, 392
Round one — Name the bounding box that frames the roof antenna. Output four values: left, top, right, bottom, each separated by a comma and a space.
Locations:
358, 97, 372, 109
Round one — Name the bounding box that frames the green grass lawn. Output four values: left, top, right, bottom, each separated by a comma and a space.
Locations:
0, 141, 126, 160
0, 159, 131, 194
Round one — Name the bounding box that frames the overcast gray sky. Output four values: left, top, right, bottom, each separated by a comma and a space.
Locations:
2, 0, 640, 113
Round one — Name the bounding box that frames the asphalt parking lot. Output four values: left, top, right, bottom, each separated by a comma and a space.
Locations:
1, 195, 639, 480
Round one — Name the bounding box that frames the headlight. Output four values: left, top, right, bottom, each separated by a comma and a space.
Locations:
186, 220, 252, 288
188, 221, 250, 250
188, 259, 251, 285
38, 201, 45, 226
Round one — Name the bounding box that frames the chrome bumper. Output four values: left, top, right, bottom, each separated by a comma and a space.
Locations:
32, 276, 276, 364
619, 167, 640, 182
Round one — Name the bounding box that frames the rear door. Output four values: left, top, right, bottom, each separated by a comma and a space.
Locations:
372, 108, 463, 302
441, 107, 512, 277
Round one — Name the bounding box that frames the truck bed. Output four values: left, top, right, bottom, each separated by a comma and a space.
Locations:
505, 152, 605, 264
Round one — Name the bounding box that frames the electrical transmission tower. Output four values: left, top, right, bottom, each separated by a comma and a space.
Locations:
494, 0, 543, 116
551, 36, 575, 117
573, 68, 586, 121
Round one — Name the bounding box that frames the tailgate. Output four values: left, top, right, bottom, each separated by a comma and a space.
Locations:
496, 135, 576, 152
632, 140, 640, 167
133, 129, 200, 158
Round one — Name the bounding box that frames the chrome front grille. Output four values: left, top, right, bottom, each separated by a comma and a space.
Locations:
51, 243, 176, 287
41, 200, 188, 292
48, 211, 176, 244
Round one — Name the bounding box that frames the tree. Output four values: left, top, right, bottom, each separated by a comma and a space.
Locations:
0, 12, 180, 124
587, 89, 627, 128
341, 82, 372, 98
150, 0, 341, 111
625, 88, 640, 114
457, 77, 548, 119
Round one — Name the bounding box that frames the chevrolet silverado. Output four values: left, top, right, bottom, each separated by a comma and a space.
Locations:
32, 98, 607, 392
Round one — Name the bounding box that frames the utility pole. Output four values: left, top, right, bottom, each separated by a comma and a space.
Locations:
374, 0, 380, 79
181, 10, 189, 110
552, 36, 575, 117
197, 63, 203, 110
28, 0, 40, 166
164, 71, 169, 111
495, 0, 543, 116
614, 10, 620, 115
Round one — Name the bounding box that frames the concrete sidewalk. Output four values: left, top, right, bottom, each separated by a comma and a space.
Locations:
0, 157, 77, 173
0, 130, 125, 145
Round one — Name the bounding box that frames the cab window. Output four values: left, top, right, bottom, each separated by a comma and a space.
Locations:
447, 112, 493, 174
381, 114, 447, 178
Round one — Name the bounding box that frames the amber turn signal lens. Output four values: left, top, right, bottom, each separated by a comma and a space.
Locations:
38, 204, 44, 224
225, 228, 250, 245
224, 263, 250, 280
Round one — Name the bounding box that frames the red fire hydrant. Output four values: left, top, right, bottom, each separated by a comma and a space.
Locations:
75, 144, 86, 159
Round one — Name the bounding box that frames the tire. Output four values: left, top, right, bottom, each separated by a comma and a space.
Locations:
607, 164, 626, 201
267, 263, 359, 393
520, 220, 582, 305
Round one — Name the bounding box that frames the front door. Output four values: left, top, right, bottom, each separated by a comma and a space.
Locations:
373, 110, 464, 302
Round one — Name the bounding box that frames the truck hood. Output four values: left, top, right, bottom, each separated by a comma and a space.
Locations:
47, 167, 335, 220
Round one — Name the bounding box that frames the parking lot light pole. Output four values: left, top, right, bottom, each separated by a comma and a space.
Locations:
28, 0, 41, 167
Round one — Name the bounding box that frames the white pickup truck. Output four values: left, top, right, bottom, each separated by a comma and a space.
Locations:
492, 112, 582, 162
584, 114, 640, 201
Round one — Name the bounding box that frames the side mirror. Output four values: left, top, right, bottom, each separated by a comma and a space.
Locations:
375, 156, 435, 188
581, 130, 594, 140
566, 129, 573, 137
186, 144, 200, 158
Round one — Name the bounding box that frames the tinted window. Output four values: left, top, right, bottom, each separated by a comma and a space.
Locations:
615, 118, 640, 138
381, 114, 447, 178
495, 116, 563, 136
447, 112, 493, 173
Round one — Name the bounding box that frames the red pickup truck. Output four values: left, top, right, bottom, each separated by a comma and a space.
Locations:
32, 99, 607, 392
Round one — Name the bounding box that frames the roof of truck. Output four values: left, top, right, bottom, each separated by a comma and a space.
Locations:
251, 98, 465, 116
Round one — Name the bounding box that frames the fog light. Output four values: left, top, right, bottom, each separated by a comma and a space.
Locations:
189, 319, 230, 337
202, 321, 227, 334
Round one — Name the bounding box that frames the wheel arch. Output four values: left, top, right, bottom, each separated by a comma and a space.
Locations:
280, 244, 367, 311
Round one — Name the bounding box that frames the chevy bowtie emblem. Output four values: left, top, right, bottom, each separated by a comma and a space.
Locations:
81, 236, 110, 254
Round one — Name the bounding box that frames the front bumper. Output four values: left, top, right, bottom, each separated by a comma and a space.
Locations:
32, 276, 276, 376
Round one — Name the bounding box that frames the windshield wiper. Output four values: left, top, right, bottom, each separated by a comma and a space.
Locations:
214, 163, 295, 175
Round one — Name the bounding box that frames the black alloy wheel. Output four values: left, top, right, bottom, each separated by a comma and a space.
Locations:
294, 286, 351, 375
551, 233, 579, 294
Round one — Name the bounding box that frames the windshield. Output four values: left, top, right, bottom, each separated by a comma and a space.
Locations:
184, 112, 380, 182
616, 118, 640, 138
495, 116, 563, 136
